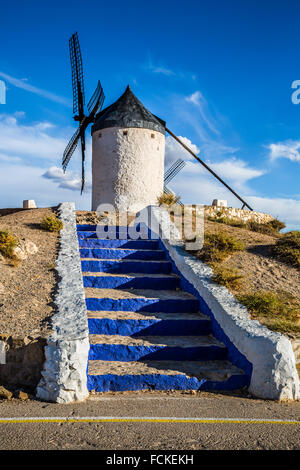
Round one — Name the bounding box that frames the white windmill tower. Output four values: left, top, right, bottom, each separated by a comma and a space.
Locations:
62, 33, 254, 213
91, 85, 166, 212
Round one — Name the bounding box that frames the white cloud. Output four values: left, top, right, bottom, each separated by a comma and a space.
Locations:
0, 163, 91, 209
0, 112, 92, 208
165, 134, 264, 193
43, 166, 92, 192
248, 196, 300, 231
185, 91, 220, 136
165, 135, 200, 166
0, 113, 67, 161
0, 71, 71, 107
269, 140, 300, 163
185, 91, 203, 106
208, 159, 265, 192
145, 57, 175, 77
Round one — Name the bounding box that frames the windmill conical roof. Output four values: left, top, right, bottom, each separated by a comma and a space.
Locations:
92, 85, 166, 134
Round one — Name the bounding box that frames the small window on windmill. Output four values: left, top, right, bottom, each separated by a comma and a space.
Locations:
151, 133, 155, 139
98, 132, 102, 138
123, 131, 128, 136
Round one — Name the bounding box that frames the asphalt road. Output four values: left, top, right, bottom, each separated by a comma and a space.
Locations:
0, 391, 299, 450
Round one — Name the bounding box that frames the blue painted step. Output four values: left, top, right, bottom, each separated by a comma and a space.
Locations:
88, 335, 227, 361
85, 295, 199, 313
77, 224, 149, 233
87, 372, 248, 392
87, 360, 249, 392
83, 274, 179, 290
80, 248, 165, 261
77, 227, 152, 239
79, 239, 159, 249
87, 313, 211, 336
81, 259, 171, 274
78, 223, 249, 393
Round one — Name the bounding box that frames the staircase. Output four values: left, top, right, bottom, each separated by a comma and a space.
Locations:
77, 224, 248, 392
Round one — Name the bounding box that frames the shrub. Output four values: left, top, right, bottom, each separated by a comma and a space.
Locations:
272, 231, 300, 268
40, 215, 63, 232
0, 230, 18, 258
245, 220, 283, 236
211, 265, 245, 290
197, 231, 245, 263
237, 290, 300, 334
157, 193, 181, 207
268, 218, 286, 232
208, 214, 285, 236
208, 215, 245, 228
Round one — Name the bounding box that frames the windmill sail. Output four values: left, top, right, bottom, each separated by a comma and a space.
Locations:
69, 32, 85, 115
62, 33, 105, 193
163, 158, 186, 205
62, 128, 80, 171
88, 80, 105, 115
164, 158, 186, 185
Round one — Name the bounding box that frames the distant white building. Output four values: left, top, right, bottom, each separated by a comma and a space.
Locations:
91, 86, 166, 212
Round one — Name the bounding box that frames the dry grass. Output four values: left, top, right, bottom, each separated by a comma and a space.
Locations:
157, 193, 181, 207
196, 231, 245, 263
211, 265, 245, 290
0, 207, 58, 339
40, 215, 63, 232
237, 290, 300, 334
178, 210, 300, 336
208, 214, 285, 236
272, 231, 300, 269
0, 230, 18, 258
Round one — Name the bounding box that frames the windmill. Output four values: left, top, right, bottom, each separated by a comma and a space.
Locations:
164, 158, 186, 205
62, 32, 105, 193
62, 34, 253, 212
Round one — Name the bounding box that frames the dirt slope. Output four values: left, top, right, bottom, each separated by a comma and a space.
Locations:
0, 207, 58, 339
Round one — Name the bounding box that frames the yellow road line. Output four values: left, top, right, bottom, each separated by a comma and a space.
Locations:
0, 417, 298, 425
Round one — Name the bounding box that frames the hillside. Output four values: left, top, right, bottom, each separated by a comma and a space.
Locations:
187, 218, 300, 338
0, 207, 58, 339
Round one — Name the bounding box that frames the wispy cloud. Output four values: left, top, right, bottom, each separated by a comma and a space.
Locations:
0, 113, 67, 161
145, 58, 175, 76
165, 135, 200, 166
143, 55, 197, 81
185, 91, 220, 136
43, 166, 92, 192
268, 140, 300, 163
0, 71, 71, 107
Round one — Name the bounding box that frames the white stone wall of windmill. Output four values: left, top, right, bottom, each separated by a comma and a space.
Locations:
92, 127, 165, 212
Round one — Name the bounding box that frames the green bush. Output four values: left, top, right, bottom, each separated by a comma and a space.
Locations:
268, 218, 286, 232
211, 265, 244, 290
272, 231, 300, 268
0, 230, 18, 258
208, 215, 245, 228
208, 214, 285, 236
157, 192, 181, 207
198, 231, 245, 263
40, 215, 63, 232
237, 290, 300, 334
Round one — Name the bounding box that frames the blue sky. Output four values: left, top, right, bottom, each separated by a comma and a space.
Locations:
1, 0, 300, 229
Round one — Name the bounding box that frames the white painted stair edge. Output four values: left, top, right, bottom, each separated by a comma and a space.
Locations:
36, 202, 89, 403
147, 205, 300, 401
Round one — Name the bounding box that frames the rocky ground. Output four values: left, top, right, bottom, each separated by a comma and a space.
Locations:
0, 207, 59, 339
204, 219, 300, 304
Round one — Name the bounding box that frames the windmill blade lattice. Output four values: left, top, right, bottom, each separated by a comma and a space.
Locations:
62, 127, 80, 171
163, 158, 186, 206
69, 32, 85, 114
88, 80, 105, 115
164, 158, 186, 185
62, 32, 105, 193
